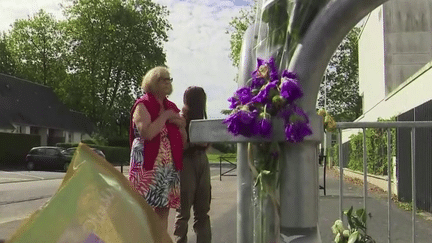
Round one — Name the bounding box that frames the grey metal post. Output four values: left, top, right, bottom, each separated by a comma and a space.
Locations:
411, 128, 416, 243
363, 128, 368, 231
237, 143, 253, 243
236, 23, 261, 243
279, 115, 323, 241
279, 0, 388, 241
338, 129, 344, 222
387, 129, 392, 242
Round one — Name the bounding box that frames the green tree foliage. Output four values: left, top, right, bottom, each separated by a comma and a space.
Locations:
226, 2, 256, 68
0, 33, 16, 75
61, 0, 172, 137
6, 10, 68, 88
3, 0, 171, 139
317, 27, 362, 122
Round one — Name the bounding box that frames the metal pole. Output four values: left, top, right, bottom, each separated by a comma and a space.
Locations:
236, 22, 259, 243
338, 129, 344, 221
411, 128, 416, 243
363, 128, 368, 233
387, 129, 392, 242
220, 156, 222, 181
237, 143, 253, 243
279, 139, 320, 241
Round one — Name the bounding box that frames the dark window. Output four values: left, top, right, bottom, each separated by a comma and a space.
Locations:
30, 149, 45, 155
46, 149, 59, 156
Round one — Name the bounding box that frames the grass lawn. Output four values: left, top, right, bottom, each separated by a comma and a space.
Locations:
207, 153, 236, 164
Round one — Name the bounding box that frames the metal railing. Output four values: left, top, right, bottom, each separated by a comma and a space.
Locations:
219, 154, 237, 181
336, 121, 432, 243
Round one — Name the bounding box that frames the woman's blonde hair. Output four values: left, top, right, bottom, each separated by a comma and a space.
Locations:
141, 66, 170, 94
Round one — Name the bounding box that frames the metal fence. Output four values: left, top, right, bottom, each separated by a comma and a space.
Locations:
398, 101, 432, 214
336, 121, 432, 243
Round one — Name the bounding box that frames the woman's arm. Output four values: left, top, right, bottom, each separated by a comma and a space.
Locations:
133, 103, 178, 140
179, 127, 187, 146
169, 116, 187, 146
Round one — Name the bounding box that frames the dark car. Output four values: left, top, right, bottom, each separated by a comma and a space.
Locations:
63, 147, 105, 159
25, 147, 71, 171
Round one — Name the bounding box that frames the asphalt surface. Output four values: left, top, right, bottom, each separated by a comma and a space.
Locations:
1, 163, 432, 242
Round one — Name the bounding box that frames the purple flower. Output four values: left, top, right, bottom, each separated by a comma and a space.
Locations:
277, 106, 294, 122
223, 110, 260, 137
280, 78, 303, 103
266, 57, 279, 81
251, 77, 266, 90
235, 87, 253, 105
291, 105, 309, 123
258, 118, 272, 138
281, 70, 297, 80
285, 121, 313, 143
228, 97, 239, 109
251, 81, 278, 104
252, 57, 279, 81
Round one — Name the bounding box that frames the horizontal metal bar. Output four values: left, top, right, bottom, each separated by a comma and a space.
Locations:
336, 121, 432, 129
189, 115, 323, 143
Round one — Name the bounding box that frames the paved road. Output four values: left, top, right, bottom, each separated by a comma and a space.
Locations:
1, 164, 432, 242
0, 164, 235, 242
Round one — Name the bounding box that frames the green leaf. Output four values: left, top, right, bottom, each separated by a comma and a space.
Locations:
344, 206, 355, 229
356, 208, 367, 224
347, 231, 359, 243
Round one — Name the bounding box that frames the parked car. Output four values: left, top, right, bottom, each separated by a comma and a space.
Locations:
63, 147, 105, 159
25, 147, 71, 171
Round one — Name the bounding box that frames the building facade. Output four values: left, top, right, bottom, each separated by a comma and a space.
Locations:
0, 73, 93, 146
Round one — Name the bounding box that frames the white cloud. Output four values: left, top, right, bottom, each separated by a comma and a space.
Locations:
154, 0, 254, 118
0, 0, 254, 119
0, 0, 66, 31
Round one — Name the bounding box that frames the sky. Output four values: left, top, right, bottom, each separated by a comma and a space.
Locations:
0, 0, 254, 119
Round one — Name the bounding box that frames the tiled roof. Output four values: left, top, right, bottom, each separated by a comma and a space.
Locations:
0, 73, 95, 134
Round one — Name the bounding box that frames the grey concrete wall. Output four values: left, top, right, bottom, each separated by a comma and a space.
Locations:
384, 0, 432, 94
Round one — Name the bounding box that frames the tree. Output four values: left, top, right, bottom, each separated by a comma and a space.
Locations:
317, 27, 362, 122
61, 0, 172, 137
227, 3, 362, 122
227, 2, 256, 68
6, 10, 68, 88
0, 33, 16, 75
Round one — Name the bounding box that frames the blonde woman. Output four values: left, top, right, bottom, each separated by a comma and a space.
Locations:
129, 66, 187, 230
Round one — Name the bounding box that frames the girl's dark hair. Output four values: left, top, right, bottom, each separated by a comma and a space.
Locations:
183, 86, 207, 140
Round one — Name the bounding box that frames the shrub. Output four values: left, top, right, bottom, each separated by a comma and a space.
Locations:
332, 117, 396, 176
56, 143, 130, 166
211, 143, 236, 153
0, 133, 40, 167
107, 137, 129, 148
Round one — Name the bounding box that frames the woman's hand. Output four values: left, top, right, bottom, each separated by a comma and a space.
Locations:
163, 110, 179, 121
169, 116, 186, 129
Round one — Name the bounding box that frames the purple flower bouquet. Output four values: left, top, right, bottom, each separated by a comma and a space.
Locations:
224, 57, 312, 142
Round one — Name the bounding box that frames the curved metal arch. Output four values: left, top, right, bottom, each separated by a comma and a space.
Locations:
289, 0, 389, 113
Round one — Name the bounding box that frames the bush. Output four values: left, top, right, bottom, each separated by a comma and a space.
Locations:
329, 143, 339, 167
211, 143, 236, 153
56, 142, 130, 166
0, 133, 40, 168
107, 137, 129, 148
332, 117, 396, 176
81, 139, 96, 145
56, 143, 79, 149
90, 145, 130, 166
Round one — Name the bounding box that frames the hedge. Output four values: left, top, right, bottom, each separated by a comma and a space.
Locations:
57, 143, 130, 166
0, 132, 40, 167
328, 117, 396, 176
